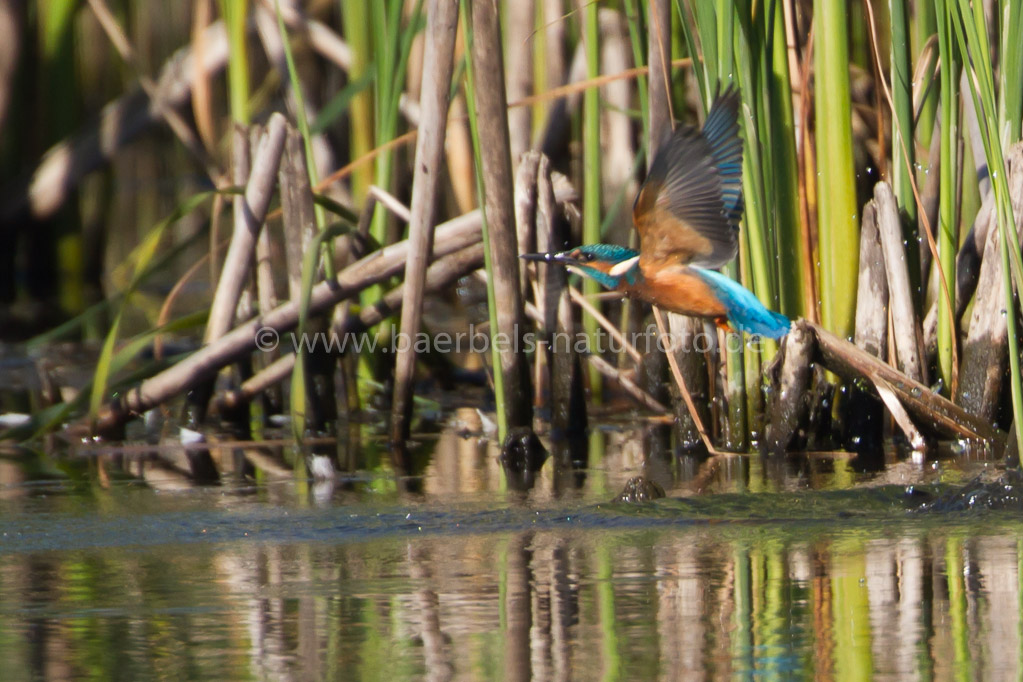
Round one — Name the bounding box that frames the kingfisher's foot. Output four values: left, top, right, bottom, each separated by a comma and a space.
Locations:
714, 317, 736, 334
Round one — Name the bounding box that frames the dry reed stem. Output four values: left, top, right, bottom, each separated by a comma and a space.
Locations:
278, 127, 317, 302
864, 0, 957, 385
535, 153, 589, 430
957, 144, 1023, 420
189, 0, 217, 153
392, 0, 458, 445
854, 201, 888, 359
263, 0, 351, 68
470, 0, 532, 429
875, 182, 925, 382
647, 0, 672, 156
206, 113, 288, 343
872, 376, 926, 450
253, 5, 339, 180
506, 0, 534, 160
567, 288, 642, 364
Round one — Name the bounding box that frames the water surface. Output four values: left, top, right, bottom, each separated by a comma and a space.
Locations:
0, 419, 1019, 681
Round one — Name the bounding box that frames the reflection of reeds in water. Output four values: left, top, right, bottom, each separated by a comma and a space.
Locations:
3, 499, 1022, 678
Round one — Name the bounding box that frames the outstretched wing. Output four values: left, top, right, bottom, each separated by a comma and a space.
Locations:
633, 87, 744, 270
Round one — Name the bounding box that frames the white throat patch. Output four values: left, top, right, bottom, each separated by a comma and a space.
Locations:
608, 255, 640, 277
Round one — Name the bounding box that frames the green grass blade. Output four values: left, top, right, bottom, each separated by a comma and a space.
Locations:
88, 192, 216, 420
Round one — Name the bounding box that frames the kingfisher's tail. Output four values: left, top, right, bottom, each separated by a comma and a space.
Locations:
693, 268, 791, 339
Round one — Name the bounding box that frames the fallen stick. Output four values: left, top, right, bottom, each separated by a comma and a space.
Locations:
98, 212, 483, 429
219, 243, 486, 411
808, 321, 1000, 443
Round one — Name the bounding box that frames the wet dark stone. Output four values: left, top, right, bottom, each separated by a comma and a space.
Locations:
912, 470, 1023, 513
499, 427, 548, 473
614, 476, 666, 504
499, 427, 548, 492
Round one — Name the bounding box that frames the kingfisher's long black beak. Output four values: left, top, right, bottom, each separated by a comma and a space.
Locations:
520, 252, 572, 265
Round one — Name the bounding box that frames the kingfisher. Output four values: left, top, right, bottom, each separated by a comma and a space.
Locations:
522, 87, 790, 339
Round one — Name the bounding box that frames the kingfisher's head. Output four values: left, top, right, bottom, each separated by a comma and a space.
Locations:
521, 244, 640, 290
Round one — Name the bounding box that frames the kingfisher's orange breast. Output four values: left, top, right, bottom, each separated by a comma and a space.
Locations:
622, 267, 727, 318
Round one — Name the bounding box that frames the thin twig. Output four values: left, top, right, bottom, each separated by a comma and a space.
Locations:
567, 287, 642, 364
653, 307, 720, 454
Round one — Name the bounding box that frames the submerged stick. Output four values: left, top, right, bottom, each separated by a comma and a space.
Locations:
391, 0, 458, 445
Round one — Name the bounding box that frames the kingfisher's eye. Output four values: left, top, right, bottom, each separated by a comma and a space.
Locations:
581, 252, 595, 262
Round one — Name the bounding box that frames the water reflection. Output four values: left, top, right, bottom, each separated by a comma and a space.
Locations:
0, 413, 1021, 680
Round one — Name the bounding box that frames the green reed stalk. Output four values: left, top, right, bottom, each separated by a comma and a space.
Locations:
681, 0, 751, 444
461, 2, 507, 440
582, 0, 602, 396
339, 0, 373, 200
1000, 0, 1023, 146
767, 1, 806, 319
219, 0, 249, 124
734, 2, 777, 316
813, 0, 859, 339
934, 0, 960, 396
951, 0, 1023, 457
676, 1, 709, 99
732, 2, 776, 424
889, 0, 919, 294
913, 1, 938, 148
368, 0, 421, 251
622, 0, 651, 148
